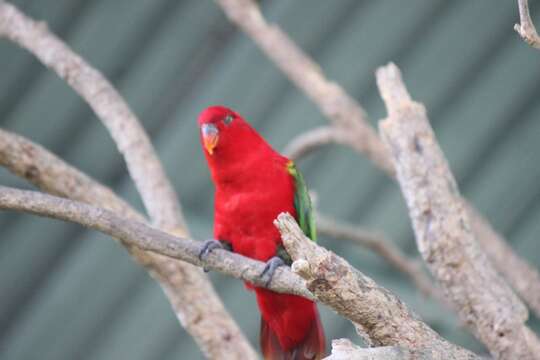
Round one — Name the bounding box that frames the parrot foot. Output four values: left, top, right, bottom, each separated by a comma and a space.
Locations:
260, 256, 286, 287
198, 239, 231, 272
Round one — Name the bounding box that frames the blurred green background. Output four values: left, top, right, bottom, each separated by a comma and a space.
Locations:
0, 0, 539, 359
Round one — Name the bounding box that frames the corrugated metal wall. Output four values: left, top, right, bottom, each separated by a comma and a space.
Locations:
0, 1, 539, 359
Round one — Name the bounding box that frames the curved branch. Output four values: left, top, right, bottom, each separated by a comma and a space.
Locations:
283, 126, 354, 161
377, 63, 537, 359
514, 0, 540, 49
0, 186, 479, 358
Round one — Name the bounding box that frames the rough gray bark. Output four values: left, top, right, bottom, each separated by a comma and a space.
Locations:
377, 63, 537, 360
0, 185, 313, 298
275, 213, 478, 360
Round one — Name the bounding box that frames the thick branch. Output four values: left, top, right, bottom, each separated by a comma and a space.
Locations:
0, 129, 257, 359
225, 0, 540, 320
275, 213, 478, 359
316, 213, 441, 301
377, 63, 535, 359
514, 0, 540, 49
0, 186, 479, 358
214, 0, 394, 175
0, 186, 312, 299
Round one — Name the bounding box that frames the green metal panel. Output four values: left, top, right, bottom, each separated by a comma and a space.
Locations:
0, 0, 539, 359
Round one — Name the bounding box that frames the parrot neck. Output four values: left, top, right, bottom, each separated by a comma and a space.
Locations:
207, 134, 285, 191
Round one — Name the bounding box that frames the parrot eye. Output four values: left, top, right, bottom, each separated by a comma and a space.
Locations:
223, 114, 234, 126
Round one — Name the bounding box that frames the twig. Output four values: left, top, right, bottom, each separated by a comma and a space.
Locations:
377, 63, 536, 359
275, 213, 478, 359
514, 0, 540, 49
217, 0, 540, 320
214, 0, 394, 175
316, 213, 441, 301
283, 126, 354, 161
0, 186, 479, 358
0, 129, 257, 359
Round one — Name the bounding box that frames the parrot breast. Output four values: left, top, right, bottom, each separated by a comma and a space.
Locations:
213, 154, 296, 261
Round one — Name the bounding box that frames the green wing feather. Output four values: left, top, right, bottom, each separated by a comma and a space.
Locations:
286, 161, 317, 242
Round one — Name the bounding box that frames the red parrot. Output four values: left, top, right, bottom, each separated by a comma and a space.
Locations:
198, 106, 325, 360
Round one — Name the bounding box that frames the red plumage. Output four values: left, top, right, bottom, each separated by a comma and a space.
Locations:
198, 106, 325, 359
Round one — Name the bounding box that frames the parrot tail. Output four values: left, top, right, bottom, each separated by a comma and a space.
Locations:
256, 288, 325, 360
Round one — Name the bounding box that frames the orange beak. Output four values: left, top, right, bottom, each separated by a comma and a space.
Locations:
201, 123, 219, 155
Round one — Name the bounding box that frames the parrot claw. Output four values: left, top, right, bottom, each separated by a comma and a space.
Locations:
199, 239, 225, 272
260, 256, 286, 287
199, 239, 232, 272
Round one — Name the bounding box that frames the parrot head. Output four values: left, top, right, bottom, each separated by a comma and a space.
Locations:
198, 105, 268, 160
198, 105, 241, 156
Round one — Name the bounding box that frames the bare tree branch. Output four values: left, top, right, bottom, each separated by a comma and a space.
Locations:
0, 2, 257, 356
214, 0, 394, 175
283, 126, 354, 161
0, 186, 311, 298
0, 129, 141, 219
0, 186, 480, 358
0, 0, 183, 229
0, 129, 258, 359
514, 0, 540, 49
216, 0, 540, 320
316, 213, 442, 301
377, 63, 537, 359
275, 213, 478, 359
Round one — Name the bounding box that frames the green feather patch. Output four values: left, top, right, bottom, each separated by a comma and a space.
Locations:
286, 161, 317, 242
